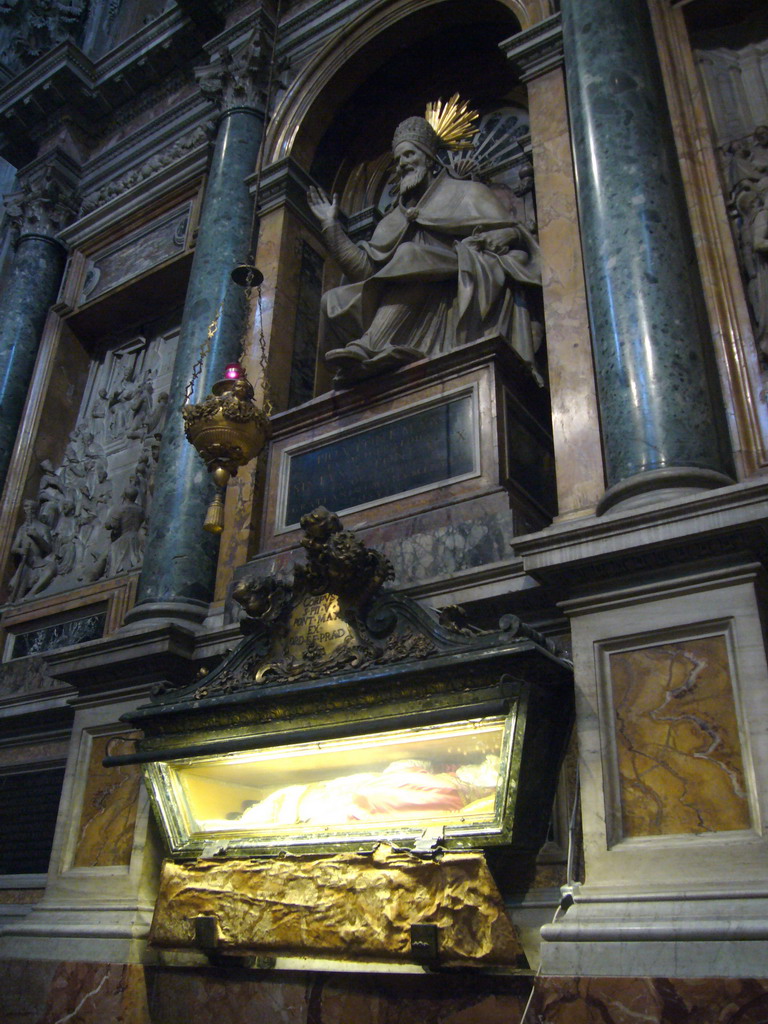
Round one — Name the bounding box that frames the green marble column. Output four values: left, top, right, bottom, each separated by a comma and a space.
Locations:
561, 0, 734, 512
0, 234, 66, 494
129, 104, 264, 624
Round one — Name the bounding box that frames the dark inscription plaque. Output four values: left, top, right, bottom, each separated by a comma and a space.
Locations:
284, 394, 476, 526
10, 612, 106, 659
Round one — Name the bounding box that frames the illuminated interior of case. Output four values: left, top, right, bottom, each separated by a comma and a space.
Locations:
162, 716, 509, 839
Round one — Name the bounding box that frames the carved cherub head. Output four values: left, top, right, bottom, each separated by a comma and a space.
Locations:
300, 506, 342, 540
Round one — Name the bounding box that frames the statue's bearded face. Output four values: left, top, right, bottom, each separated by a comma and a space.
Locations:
394, 142, 433, 198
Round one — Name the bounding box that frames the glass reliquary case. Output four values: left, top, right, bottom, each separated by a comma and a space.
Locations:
110, 509, 573, 862
144, 713, 520, 857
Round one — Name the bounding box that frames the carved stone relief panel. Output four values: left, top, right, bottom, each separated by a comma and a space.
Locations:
694, 20, 768, 359
0, 656, 70, 700
7, 327, 178, 605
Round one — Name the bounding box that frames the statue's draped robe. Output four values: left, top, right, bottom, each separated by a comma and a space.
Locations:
321, 171, 542, 375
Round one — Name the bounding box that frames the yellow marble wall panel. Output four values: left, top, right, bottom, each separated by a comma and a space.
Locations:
610, 636, 750, 838
527, 69, 604, 517
72, 734, 141, 868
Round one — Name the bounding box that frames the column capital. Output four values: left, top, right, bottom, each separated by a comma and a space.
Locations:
196, 17, 275, 116
500, 13, 563, 83
5, 150, 80, 244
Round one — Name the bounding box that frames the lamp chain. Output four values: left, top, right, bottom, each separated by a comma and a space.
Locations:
183, 304, 222, 409
256, 282, 272, 415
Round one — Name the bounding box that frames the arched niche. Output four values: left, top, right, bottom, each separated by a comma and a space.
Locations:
257, 0, 542, 405
263, 0, 543, 170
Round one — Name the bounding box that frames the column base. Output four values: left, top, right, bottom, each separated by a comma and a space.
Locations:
122, 599, 210, 631
597, 466, 733, 515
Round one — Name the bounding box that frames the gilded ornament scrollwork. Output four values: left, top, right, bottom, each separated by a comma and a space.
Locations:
154, 508, 558, 707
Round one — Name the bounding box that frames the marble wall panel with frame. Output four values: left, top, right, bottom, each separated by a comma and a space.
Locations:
600, 627, 752, 844
56, 720, 148, 879
0, 744, 69, 900
258, 343, 552, 558
0, 574, 138, 662
0, 698, 161, 963
565, 562, 768, 896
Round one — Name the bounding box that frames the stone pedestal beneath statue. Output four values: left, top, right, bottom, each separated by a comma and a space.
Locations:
244, 340, 555, 603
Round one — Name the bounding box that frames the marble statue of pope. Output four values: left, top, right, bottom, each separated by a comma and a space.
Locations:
308, 115, 543, 383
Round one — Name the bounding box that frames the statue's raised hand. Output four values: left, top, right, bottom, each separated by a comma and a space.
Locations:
307, 186, 339, 229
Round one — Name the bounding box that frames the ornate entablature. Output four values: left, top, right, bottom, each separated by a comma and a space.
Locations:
108, 510, 573, 967
0, 5, 211, 167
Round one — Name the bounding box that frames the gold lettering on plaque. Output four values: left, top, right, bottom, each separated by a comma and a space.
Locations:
256, 593, 356, 679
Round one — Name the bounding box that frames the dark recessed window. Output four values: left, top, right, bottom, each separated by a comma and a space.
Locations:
0, 766, 65, 875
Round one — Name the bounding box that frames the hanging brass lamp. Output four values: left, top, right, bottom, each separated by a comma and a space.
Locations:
182, 359, 271, 533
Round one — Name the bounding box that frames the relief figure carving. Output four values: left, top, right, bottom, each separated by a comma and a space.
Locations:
8, 500, 56, 602
103, 485, 146, 576
729, 125, 768, 358
6, 332, 177, 603
127, 370, 154, 439
308, 111, 543, 385
89, 388, 109, 443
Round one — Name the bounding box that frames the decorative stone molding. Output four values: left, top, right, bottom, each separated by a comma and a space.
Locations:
500, 13, 563, 83
4, 150, 80, 242
255, 156, 317, 225
79, 125, 212, 216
